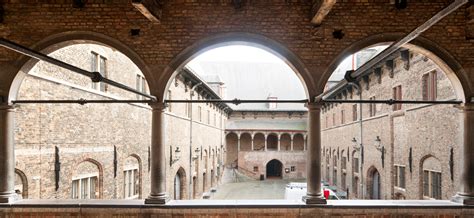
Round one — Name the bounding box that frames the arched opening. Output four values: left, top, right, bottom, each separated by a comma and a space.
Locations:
280, 134, 291, 151
266, 159, 283, 179
293, 134, 305, 151
225, 132, 238, 165
266, 134, 278, 151
253, 133, 265, 151
123, 155, 141, 199
420, 156, 442, 200
174, 168, 187, 200
14, 169, 28, 199
367, 167, 381, 200
9, 38, 151, 200
72, 159, 102, 199
240, 133, 252, 151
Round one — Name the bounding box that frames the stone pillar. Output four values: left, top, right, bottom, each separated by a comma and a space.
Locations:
453, 103, 474, 204
302, 102, 326, 204
291, 134, 294, 151
145, 102, 170, 204
278, 134, 281, 151
251, 134, 254, 151
264, 134, 268, 151
0, 104, 17, 203
237, 134, 241, 152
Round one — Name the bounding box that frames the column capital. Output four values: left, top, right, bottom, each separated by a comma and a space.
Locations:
149, 102, 167, 111
306, 102, 323, 111
458, 102, 474, 111
0, 104, 16, 111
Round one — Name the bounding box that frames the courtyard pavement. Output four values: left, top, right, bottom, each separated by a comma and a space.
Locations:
211, 178, 306, 200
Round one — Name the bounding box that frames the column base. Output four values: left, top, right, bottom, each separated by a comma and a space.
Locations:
0, 192, 19, 203
145, 193, 170, 204
302, 194, 327, 204
451, 193, 474, 205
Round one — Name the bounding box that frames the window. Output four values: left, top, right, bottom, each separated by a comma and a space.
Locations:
423, 170, 442, 199
124, 168, 139, 199
369, 96, 376, 117
394, 165, 406, 189
333, 157, 337, 185
341, 156, 347, 170
353, 157, 359, 173
91, 52, 107, 92
422, 71, 437, 101
325, 116, 329, 128
185, 101, 191, 118
392, 85, 402, 111
71, 176, 97, 199
341, 109, 345, 124
341, 172, 347, 190
332, 113, 335, 126
253, 166, 258, 172
352, 104, 357, 121
136, 74, 146, 100
168, 90, 172, 112
198, 106, 202, 122
214, 113, 216, 126
207, 110, 210, 124
291, 166, 295, 172
353, 177, 359, 197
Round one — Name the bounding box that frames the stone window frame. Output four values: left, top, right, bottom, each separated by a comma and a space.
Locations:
123, 167, 140, 199
422, 70, 438, 101
90, 51, 108, 92
394, 165, 406, 189
71, 173, 99, 200
423, 169, 442, 200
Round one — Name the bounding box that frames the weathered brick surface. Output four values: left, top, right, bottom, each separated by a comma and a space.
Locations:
321, 52, 461, 200
13, 44, 227, 200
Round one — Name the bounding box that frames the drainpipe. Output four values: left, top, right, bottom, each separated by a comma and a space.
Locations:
189, 82, 202, 199
348, 82, 364, 199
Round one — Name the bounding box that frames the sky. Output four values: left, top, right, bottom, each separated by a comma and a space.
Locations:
188, 45, 284, 64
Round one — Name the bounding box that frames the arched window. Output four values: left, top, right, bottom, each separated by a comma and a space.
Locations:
421, 156, 442, 200
72, 159, 102, 199
123, 155, 141, 199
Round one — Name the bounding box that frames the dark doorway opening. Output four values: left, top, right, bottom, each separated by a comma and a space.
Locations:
266, 159, 283, 179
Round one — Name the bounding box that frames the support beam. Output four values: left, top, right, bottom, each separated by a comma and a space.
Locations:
0, 38, 157, 101
311, 0, 336, 26
132, 0, 163, 23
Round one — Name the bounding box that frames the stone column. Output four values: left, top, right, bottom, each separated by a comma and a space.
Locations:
251, 134, 254, 151
453, 103, 474, 204
264, 134, 268, 151
303, 102, 326, 204
291, 134, 294, 151
0, 104, 17, 203
237, 133, 241, 152
278, 134, 281, 151
145, 102, 170, 204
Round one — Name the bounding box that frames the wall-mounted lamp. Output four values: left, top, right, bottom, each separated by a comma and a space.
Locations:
192, 147, 200, 160
352, 137, 361, 151
375, 136, 385, 168
170, 146, 181, 165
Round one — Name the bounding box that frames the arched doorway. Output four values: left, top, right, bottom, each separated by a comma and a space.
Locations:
367, 167, 381, 199
266, 159, 283, 179
174, 168, 186, 200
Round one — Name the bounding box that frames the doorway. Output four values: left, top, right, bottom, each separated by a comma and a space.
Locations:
266, 159, 283, 179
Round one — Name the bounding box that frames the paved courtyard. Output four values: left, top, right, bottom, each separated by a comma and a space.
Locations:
211, 178, 305, 200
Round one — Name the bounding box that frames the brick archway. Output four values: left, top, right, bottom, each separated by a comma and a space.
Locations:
319, 33, 469, 101
159, 32, 314, 102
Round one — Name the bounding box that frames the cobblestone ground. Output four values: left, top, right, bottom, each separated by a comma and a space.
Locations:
212, 169, 305, 199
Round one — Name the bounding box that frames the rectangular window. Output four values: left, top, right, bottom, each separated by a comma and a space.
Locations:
136, 74, 146, 100
369, 96, 376, 117
341, 173, 346, 190
325, 116, 329, 128
253, 166, 258, 172
124, 169, 139, 199
341, 156, 347, 170
423, 170, 442, 199
214, 113, 216, 126
91, 52, 107, 92
353, 157, 359, 173
333, 169, 337, 185
71, 176, 97, 199
332, 113, 336, 126
394, 165, 406, 188
352, 104, 358, 121
392, 85, 402, 111
198, 106, 202, 122
185, 102, 190, 118
422, 71, 438, 101
291, 166, 295, 172
207, 110, 210, 124
341, 109, 345, 124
